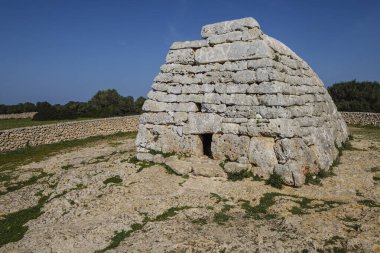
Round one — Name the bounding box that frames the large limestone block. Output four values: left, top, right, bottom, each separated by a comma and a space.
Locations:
195, 41, 273, 64
201, 17, 260, 38
212, 134, 250, 161
166, 48, 195, 64
207, 31, 242, 45
165, 159, 193, 175
248, 137, 277, 171
170, 40, 207, 50
142, 100, 199, 112
274, 163, 305, 187
183, 113, 222, 134
274, 138, 317, 171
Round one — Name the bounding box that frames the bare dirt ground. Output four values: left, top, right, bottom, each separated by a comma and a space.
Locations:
0, 127, 379, 253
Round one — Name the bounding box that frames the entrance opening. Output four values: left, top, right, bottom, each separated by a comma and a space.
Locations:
201, 134, 213, 158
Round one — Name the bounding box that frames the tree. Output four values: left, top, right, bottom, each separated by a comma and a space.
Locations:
134, 96, 146, 114
328, 80, 380, 112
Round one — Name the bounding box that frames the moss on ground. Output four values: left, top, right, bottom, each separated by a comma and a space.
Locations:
97, 206, 192, 252
0, 195, 49, 247
103, 175, 123, 185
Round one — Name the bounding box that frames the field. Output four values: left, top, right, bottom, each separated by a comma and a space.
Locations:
0, 126, 379, 252
0, 118, 96, 131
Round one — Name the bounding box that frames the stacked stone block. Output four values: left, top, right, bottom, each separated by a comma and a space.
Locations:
136, 17, 348, 186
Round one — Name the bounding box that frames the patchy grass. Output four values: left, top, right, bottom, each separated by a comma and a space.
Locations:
240, 192, 344, 220
0, 117, 94, 130
97, 205, 192, 252
370, 166, 380, 172
127, 156, 155, 172
240, 192, 280, 220
103, 175, 123, 185
191, 218, 207, 225
95, 223, 144, 253
0, 195, 49, 247
324, 235, 344, 246
265, 173, 283, 189
226, 170, 255, 181
0, 132, 137, 173
61, 164, 74, 170
152, 206, 192, 222
0, 173, 12, 183
213, 204, 234, 225
0, 171, 50, 196
210, 193, 229, 204
357, 199, 380, 208
340, 216, 358, 222
148, 149, 176, 158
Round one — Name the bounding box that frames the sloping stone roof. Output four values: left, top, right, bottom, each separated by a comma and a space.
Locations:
135, 17, 348, 186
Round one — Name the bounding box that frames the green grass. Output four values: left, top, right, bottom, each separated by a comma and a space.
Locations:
226, 169, 255, 181
97, 206, 191, 252
191, 218, 207, 225
265, 173, 283, 189
213, 204, 234, 225
0, 118, 95, 131
0, 171, 50, 196
0, 195, 49, 247
349, 126, 380, 141
95, 223, 144, 253
357, 199, 380, 207
240, 192, 344, 220
240, 192, 281, 220
103, 175, 123, 185
0, 132, 137, 173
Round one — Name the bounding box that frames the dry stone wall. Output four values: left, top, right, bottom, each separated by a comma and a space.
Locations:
136, 17, 349, 186
0, 116, 139, 152
340, 112, 380, 127
0, 112, 37, 119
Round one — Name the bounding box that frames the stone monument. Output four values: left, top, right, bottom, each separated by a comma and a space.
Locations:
135, 17, 348, 186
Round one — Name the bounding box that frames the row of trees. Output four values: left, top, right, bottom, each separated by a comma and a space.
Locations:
328, 80, 380, 113
0, 89, 146, 120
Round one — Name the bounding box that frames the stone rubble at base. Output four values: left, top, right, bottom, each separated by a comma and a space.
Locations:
135, 17, 349, 186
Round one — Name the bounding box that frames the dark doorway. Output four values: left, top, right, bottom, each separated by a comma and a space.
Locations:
201, 134, 213, 157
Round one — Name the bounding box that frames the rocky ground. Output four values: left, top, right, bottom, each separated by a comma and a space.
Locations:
0, 127, 379, 253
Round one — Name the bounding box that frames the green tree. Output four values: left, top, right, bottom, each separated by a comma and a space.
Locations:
134, 96, 146, 114
328, 80, 380, 112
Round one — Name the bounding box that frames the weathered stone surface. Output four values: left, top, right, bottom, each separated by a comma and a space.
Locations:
183, 113, 222, 134
192, 160, 227, 178
166, 49, 195, 64
248, 137, 277, 171
165, 158, 193, 175
136, 17, 349, 186
201, 17, 260, 38
223, 162, 251, 174
207, 31, 242, 45
195, 41, 272, 64
212, 134, 250, 161
170, 40, 208, 50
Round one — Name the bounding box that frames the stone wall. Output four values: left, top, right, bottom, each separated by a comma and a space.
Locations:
0, 112, 37, 119
340, 112, 380, 127
0, 116, 139, 152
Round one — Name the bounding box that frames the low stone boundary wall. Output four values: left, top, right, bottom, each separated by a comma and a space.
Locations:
340, 112, 380, 127
0, 116, 139, 152
0, 112, 37, 119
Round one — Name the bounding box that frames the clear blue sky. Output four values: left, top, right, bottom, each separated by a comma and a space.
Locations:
0, 0, 379, 105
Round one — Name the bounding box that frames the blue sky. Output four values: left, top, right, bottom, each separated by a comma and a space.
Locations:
0, 0, 379, 105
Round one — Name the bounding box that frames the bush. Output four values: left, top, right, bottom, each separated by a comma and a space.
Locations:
328, 80, 380, 113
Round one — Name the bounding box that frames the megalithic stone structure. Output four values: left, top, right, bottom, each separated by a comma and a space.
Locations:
135, 17, 348, 186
